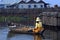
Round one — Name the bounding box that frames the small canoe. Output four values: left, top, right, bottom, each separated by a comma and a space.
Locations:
9, 27, 44, 34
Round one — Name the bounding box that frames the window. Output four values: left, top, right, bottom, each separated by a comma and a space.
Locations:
21, 5, 23, 8
28, 5, 31, 8
34, 5, 37, 8
40, 5, 43, 8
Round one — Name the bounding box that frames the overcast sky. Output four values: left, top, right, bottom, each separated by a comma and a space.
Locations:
0, 0, 60, 7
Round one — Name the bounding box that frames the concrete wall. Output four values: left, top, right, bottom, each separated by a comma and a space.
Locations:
41, 12, 58, 26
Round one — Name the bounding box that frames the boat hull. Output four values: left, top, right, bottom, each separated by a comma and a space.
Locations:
9, 27, 45, 34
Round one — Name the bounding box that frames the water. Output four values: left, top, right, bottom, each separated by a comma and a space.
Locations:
0, 27, 59, 40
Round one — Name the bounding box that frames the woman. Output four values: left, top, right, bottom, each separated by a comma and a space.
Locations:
33, 17, 44, 33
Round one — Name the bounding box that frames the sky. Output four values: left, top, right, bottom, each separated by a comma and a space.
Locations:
0, 0, 60, 7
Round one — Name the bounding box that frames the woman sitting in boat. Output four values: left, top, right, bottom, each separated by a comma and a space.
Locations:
33, 17, 44, 33
28, 17, 44, 34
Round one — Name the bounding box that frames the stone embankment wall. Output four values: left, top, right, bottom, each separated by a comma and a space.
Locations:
40, 12, 60, 26
0, 8, 60, 26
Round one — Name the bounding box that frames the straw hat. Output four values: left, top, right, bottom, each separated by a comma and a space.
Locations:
36, 17, 41, 21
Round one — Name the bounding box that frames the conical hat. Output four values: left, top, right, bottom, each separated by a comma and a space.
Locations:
36, 17, 41, 21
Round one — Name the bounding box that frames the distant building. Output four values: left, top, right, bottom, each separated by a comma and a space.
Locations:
8, 0, 49, 9
0, 0, 14, 9
0, 4, 11, 8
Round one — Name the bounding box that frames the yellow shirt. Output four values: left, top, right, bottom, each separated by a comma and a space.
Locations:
33, 22, 44, 33
35, 22, 42, 28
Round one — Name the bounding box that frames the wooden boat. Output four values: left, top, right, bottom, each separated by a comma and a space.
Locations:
8, 17, 44, 34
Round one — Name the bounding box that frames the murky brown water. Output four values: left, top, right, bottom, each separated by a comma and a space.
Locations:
0, 27, 59, 40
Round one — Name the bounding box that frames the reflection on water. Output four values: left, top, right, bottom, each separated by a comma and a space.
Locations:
7, 32, 44, 40
7, 32, 16, 39
34, 34, 42, 40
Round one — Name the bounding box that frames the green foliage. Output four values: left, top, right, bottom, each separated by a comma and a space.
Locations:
0, 16, 5, 22
0, 16, 33, 22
